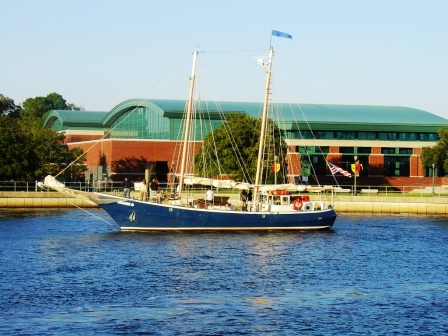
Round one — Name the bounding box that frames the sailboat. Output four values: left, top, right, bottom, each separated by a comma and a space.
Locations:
87, 43, 337, 231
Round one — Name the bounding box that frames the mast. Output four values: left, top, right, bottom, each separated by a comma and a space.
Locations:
178, 50, 198, 197
253, 46, 274, 201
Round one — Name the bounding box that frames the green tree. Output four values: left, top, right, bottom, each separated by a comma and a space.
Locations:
194, 112, 288, 183
32, 127, 68, 178
20, 92, 76, 120
0, 116, 39, 180
59, 147, 87, 181
421, 126, 448, 175
0, 94, 21, 118
0, 93, 85, 180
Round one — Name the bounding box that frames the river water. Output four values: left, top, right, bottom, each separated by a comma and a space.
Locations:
0, 209, 447, 335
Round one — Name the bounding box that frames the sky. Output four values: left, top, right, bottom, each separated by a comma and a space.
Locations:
1, 0, 447, 119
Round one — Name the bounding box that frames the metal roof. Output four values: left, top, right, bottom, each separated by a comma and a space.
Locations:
143, 100, 448, 126
43, 110, 107, 128
43, 99, 447, 132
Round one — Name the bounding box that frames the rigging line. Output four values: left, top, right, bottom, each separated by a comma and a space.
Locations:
274, 62, 340, 187
197, 61, 253, 183
271, 71, 294, 183
66, 201, 118, 228
199, 49, 268, 54
56, 53, 192, 178
138, 54, 191, 99
201, 99, 225, 178
218, 107, 253, 183
56, 100, 144, 178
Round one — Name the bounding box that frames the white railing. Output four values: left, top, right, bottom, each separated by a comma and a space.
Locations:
1, 181, 447, 198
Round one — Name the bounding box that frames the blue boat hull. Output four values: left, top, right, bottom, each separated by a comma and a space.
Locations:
99, 200, 337, 231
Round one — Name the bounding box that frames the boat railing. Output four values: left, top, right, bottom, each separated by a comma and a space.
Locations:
1, 181, 448, 198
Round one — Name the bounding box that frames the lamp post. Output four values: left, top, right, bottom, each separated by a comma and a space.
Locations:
432, 163, 435, 196
354, 155, 358, 196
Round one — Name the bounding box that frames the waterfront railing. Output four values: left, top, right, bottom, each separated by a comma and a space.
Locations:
1, 181, 447, 198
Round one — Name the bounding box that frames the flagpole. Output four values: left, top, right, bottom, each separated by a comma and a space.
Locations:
353, 155, 358, 196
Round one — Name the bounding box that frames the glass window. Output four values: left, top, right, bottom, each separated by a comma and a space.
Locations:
298, 146, 313, 154
408, 133, 417, 140
340, 147, 355, 154
336, 131, 355, 139
111, 107, 169, 139
382, 147, 396, 154
51, 118, 65, 131
378, 132, 387, 140
419, 133, 428, 141
295, 130, 313, 139
428, 133, 438, 141
316, 146, 329, 154
357, 131, 376, 140
388, 133, 398, 140
314, 131, 334, 139
399, 148, 412, 155
399, 133, 408, 140
357, 147, 371, 154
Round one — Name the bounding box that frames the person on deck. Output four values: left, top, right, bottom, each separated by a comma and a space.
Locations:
122, 178, 131, 198
240, 190, 248, 202
247, 190, 253, 202
150, 178, 159, 197
139, 179, 147, 201
206, 185, 214, 205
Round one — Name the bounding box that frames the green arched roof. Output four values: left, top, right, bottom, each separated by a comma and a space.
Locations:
43, 99, 447, 133
43, 110, 107, 129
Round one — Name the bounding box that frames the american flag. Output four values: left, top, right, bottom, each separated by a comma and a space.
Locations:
328, 162, 352, 178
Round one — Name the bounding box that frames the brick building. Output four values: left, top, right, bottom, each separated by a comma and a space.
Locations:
43, 99, 447, 183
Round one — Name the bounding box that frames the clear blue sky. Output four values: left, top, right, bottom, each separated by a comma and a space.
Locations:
1, 0, 447, 119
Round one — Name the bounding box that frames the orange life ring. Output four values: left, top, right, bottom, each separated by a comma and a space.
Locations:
293, 197, 303, 210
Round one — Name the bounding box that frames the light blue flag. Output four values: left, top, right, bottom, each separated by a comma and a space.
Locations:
272, 30, 292, 39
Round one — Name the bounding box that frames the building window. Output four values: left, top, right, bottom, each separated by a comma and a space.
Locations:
382, 147, 396, 155
314, 131, 334, 139
297, 146, 313, 154
357, 147, 372, 154
399, 148, 412, 155
340, 147, 355, 153
336, 131, 355, 140
358, 131, 376, 140
111, 107, 169, 139
384, 156, 410, 176
318, 146, 330, 154
295, 130, 314, 139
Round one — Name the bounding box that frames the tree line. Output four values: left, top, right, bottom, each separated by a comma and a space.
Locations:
0, 93, 85, 181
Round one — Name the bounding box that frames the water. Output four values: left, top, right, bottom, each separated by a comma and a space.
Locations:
0, 209, 447, 335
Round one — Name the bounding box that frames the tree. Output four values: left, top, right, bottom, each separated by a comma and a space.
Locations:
194, 112, 288, 184
421, 126, 448, 175
32, 127, 68, 178
0, 116, 39, 180
58, 147, 87, 181
20, 92, 74, 120
0, 92, 85, 180
0, 94, 21, 118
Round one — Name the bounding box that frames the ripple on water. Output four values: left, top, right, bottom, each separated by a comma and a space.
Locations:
0, 210, 447, 335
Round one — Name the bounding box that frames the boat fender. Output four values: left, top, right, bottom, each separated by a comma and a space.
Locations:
293, 197, 303, 210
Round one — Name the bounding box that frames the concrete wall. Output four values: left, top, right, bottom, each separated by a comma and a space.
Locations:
0, 192, 98, 208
